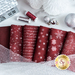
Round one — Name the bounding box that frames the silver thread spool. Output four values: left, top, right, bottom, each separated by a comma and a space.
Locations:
17, 16, 31, 23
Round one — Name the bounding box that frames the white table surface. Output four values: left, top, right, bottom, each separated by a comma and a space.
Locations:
0, 0, 75, 33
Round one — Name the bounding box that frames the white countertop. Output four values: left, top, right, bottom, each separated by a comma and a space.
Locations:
0, 0, 75, 33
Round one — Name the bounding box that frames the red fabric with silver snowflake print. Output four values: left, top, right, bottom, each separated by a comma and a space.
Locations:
47, 28, 67, 61
23, 25, 39, 61
10, 25, 23, 61
33, 26, 49, 63
61, 31, 75, 55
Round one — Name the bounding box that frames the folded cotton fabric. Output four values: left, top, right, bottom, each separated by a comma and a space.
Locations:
23, 25, 39, 61
10, 25, 23, 61
0, 26, 10, 48
61, 31, 75, 55
33, 26, 49, 62
47, 28, 67, 61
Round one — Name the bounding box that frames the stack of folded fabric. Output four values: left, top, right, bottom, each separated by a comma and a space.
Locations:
61, 31, 75, 55
33, 26, 50, 62
23, 25, 39, 61
0, 25, 75, 63
46, 28, 67, 61
10, 25, 23, 61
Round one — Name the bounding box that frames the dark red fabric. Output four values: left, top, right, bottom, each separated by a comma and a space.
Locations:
33, 26, 49, 63
61, 31, 75, 55
10, 25, 23, 61
23, 25, 39, 61
47, 28, 67, 61
0, 26, 10, 49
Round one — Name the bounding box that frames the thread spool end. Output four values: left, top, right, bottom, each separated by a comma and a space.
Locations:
17, 16, 19, 20
25, 11, 28, 15
34, 17, 38, 22
28, 18, 31, 23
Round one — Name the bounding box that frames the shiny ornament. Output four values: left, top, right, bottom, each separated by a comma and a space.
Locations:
50, 18, 58, 25
44, 16, 59, 25
65, 13, 75, 28
44, 16, 50, 25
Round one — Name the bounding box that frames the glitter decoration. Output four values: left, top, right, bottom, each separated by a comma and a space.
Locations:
65, 13, 75, 28
44, 16, 50, 25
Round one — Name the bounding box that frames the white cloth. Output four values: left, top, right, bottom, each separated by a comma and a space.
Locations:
0, 62, 75, 75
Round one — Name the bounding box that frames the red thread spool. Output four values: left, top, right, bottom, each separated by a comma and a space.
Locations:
25, 11, 38, 21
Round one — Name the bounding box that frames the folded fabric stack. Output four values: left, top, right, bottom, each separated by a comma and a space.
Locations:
0, 25, 75, 63
23, 25, 39, 61
33, 26, 49, 62
10, 25, 23, 61
47, 28, 66, 61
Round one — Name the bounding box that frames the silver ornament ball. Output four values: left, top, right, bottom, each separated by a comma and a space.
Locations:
65, 13, 75, 28
44, 16, 50, 23
50, 18, 57, 25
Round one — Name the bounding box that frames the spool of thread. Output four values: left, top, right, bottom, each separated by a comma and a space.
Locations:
25, 11, 38, 21
17, 16, 31, 23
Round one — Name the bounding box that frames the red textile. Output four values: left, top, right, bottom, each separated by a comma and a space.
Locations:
0, 26, 10, 48
26, 11, 36, 21
33, 26, 49, 62
10, 25, 23, 61
23, 25, 39, 61
47, 28, 67, 61
61, 31, 75, 55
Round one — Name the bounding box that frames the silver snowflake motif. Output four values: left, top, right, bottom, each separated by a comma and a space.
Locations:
51, 46, 57, 51
19, 44, 21, 46
40, 56, 42, 59
38, 46, 41, 48
18, 28, 21, 30
43, 42, 45, 45
16, 37, 18, 39
65, 37, 74, 48
46, 33, 48, 36
52, 39, 56, 45
55, 30, 63, 39
47, 56, 51, 61
70, 37, 74, 44
41, 32, 43, 34
39, 40, 42, 43
35, 60, 37, 63
54, 54, 58, 57
42, 48, 44, 50
38, 52, 41, 55
42, 35, 45, 38
58, 43, 62, 48
14, 47, 16, 49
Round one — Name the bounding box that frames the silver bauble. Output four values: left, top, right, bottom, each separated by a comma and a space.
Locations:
44, 16, 50, 23
65, 13, 75, 28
